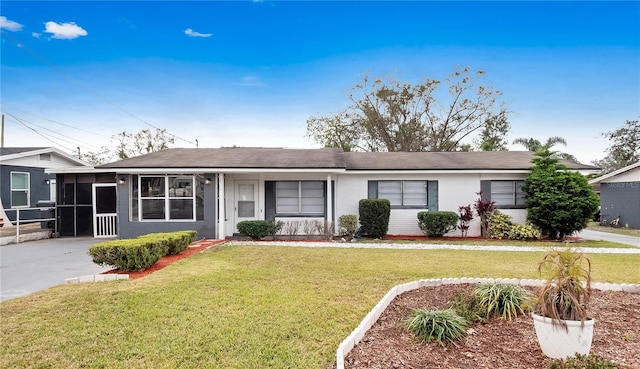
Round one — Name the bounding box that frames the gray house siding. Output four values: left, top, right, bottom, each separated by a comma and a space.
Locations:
0, 164, 54, 222
599, 181, 640, 229
116, 174, 218, 239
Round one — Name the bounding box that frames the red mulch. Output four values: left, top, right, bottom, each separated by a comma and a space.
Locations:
102, 240, 226, 279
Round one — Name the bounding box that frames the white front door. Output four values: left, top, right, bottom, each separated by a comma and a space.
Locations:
235, 181, 259, 230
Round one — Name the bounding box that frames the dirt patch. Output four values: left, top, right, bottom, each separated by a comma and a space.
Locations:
344, 284, 640, 369
102, 239, 225, 279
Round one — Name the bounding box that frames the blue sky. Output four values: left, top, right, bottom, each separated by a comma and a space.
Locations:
1, 1, 639, 164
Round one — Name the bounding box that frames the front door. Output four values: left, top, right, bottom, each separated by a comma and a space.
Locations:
235, 181, 258, 231
92, 183, 117, 238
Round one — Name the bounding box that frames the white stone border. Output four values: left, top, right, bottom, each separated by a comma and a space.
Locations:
65, 274, 129, 284
335, 277, 640, 369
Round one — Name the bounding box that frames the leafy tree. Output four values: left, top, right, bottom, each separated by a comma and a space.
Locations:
591, 119, 640, 174
511, 136, 579, 163
81, 128, 175, 165
522, 149, 599, 240
475, 109, 511, 151
306, 66, 505, 152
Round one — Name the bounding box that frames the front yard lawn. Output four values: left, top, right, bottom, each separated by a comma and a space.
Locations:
2, 245, 639, 369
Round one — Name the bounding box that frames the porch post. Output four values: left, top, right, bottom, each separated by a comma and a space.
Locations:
326, 173, 333, 234
217, 173, 225, 240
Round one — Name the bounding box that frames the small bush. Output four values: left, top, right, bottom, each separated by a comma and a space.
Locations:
447, 288, 485, 324
314, 220, 335, 240
138, 231, 196, 255
488, 210, 513, 239
282, 220, 301, 240
338, 214, 358, 238
237, 220, 274, 240
547, 354, 620, 369
474, 283, 532, 320
405, 309, 469, 346
358, 199, 391, 238
417, 211, 458, 237
89, 238, 168, 272
508, 222, 541, 240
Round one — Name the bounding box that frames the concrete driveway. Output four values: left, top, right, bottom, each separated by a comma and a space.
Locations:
0, 237, 111, 302
577, 229, 640, 247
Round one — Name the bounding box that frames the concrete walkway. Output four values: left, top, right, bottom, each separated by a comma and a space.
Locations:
0, 237, 111, 302
576, 229, 640, 247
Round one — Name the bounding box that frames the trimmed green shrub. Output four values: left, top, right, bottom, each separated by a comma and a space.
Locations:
338, 214, 358, 238
89, 238, 168, 272
488, 210, 514, 239
507, 222, 541, 240
358, 199, 391, 238
474, 283, 532, 320
405, 308, 469, 346
417, 211, 458, 237
237, 220, 276, 240
138, 231, 197, 255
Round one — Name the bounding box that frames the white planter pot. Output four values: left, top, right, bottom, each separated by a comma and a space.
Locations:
532, 313, 595, 359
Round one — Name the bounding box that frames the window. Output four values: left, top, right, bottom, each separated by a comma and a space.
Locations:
276, 181, 324, 215
490, 180, 526, 207
138, 175, 197, 221
11, 172, 29, 207
369, 180, 438, 209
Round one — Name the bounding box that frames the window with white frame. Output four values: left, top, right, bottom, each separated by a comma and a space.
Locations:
139, 175, 196, 220
11, 172, 30, 208
490, 180, 526, 207
276, 181, 324, 215
377, 180, 428, 207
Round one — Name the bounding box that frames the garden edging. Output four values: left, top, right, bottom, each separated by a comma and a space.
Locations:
335, 277, 640, 369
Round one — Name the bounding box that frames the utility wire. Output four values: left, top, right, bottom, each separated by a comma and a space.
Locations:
2, 104, 109, 139
3, 111, 101, 153
1, 30, 195, 146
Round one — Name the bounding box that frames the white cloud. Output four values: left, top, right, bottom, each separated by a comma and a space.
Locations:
44, 21, 87, 39
235, 76, 266, 87
184, 28, 212, 38
32, 32, 41, 39
0, 16, 23, 31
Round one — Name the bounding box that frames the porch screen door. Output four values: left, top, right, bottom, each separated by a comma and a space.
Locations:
92, 184, 117, 238
235, 181, 258, 229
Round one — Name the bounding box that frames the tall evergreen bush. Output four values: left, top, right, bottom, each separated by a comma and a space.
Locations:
358, 199, 391, 238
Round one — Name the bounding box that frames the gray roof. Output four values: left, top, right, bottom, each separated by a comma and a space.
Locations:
98, 147, 598, 171
99, 147, 346, 169
0, 147, 50, 156
344, 151, 597, 170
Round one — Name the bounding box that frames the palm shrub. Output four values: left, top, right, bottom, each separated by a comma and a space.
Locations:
358, 199, 391, 238
405, 309, 469, 346
474, 283, 532, 320
417, 211, 458, 237
535, 247, 592, 325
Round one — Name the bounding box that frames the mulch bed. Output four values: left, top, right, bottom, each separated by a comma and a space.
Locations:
102, 239, 225, 279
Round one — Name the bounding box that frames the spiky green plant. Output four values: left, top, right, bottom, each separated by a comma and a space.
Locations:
405, 309, 469, 346
474, 282, 532, 320
535, 247, 592, 326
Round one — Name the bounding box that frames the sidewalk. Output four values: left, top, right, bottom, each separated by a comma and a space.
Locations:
577, 229, 640, 248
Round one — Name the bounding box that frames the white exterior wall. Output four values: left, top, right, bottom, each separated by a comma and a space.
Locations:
604, 167, 640, 183
223, 172, 335, 236
335, 172, 528, 237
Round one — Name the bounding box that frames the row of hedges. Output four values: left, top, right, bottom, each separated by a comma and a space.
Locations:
89, 231, 197, 272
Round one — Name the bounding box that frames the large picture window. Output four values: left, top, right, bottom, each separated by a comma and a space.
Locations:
276, 181, 325, 215
11, 172, 30, 208
138, 175, 197, 221
490, 180, 526, 208
369, 180, 438, 209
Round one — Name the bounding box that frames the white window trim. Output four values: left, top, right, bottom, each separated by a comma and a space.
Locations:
138, 175, 197, 221
10, 171, 30, 208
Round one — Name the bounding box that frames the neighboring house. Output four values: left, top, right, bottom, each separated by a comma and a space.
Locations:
0, 147, 91, 225
589, 161, 640, 229
49, 148, 598, 240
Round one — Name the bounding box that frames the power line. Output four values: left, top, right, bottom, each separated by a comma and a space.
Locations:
1, 29, 196, 146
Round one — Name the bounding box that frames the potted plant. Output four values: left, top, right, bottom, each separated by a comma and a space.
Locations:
531, 247, 595, 359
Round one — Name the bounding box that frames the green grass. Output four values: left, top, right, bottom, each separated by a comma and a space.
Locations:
1, 245, 639, 369
367, 238, 637, 249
